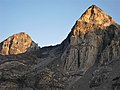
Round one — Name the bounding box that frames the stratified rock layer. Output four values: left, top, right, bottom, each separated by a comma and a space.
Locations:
0, 5, 120, 90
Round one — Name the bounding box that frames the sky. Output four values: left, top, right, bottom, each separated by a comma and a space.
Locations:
0, 0, 120, 47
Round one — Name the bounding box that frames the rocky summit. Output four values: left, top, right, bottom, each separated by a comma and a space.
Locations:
0, 5, 120, 90
72, 5, 115, 35
0, 32, 39, 55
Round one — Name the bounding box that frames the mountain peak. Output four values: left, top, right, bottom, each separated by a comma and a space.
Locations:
0, 32, 39, 55
79, 4, 115, 24
72, 5, 115, 35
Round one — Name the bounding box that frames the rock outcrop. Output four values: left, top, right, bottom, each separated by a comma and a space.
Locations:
0, 5, 120, 90
0, 32, 39, 55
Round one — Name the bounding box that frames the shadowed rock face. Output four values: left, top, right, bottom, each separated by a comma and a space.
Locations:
0, 5, 120, 90
0, 32, 39, 55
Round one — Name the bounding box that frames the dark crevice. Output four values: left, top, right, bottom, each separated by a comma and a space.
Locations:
8, 37, 14, 54
78, 49, 80, 68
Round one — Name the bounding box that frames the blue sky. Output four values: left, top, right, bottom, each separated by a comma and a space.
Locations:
0, 0, 120, 47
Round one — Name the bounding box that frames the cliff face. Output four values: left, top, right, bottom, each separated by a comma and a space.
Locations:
62, 4, 117, 75
63, 5, 120, 90
0, 5, 120, 90
0, 32, 39, 55
61, 5, 120, 90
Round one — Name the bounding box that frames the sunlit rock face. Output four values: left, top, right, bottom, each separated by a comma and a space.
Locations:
0, 32, 39, 55
72, 5, 115, 35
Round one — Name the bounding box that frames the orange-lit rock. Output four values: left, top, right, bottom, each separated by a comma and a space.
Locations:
72, 5, 115, 36
0, 32, 39, 55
